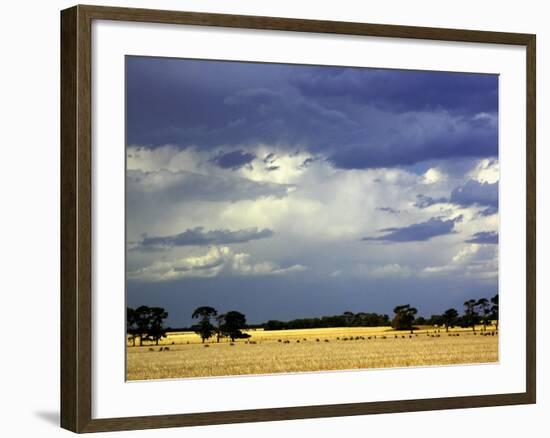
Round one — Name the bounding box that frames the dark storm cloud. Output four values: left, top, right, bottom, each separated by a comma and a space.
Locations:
327, 114, 497, 169
465, 231, 499, 244
414, 180, 498, 214
362, 216, 462, 243
126, 57, 498, 169
211, 150, 256, 170
136, 227, 274, 250
292, 68, 498, 115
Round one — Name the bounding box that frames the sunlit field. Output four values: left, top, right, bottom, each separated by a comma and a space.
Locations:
126, 326, 498, 381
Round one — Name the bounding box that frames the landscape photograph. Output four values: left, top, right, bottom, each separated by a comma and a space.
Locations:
125, 56, 499, 381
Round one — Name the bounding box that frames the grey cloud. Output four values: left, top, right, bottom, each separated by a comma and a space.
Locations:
211, 150, 256, 170
465, 231, 498, 244
414, 194, 448, 209
362, 216, 462, 243
415, 179, 498, 214
127, 169, 293, 203
450, 180, 498, 209
137, 227, 274, 250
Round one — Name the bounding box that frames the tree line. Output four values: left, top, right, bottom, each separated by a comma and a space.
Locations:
393, 294, 499, 333
264, 312, 390, 331
264, 294, 498, 334
127, 294, 498, 345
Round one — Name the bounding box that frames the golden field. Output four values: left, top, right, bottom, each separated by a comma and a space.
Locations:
126, 326, 498, 381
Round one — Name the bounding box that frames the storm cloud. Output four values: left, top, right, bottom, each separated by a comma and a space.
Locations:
126, 57, 498, 169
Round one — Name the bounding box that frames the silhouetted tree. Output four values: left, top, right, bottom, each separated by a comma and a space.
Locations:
463, 299, 479, 332
414, 316, 427, 325
264, 320, 286, 330
343, 311, 354, 326
476, 298, 491, 331
215, 313, 226, 343
134, 305, 153, 346
192, 306, 217, 343
131, 305, 169, 346
148, 307, 168, 345
490, 293, 499, 330
392, 304, 418, 334
126, 307, 138, 346
221, 311, 247, 341
441, 308, 459, 332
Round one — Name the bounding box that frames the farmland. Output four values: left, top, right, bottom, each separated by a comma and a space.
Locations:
126, 326, 498, 381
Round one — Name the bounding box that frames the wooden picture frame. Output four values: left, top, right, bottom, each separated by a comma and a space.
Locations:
60, 4, 536, 433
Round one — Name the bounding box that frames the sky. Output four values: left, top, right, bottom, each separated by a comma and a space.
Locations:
126, 56, 499, 328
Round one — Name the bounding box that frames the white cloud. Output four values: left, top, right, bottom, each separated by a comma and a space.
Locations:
126, 143, 498, 289
422, 167, 447, 184
127, 246, 307, 282
364, 263, 414, 278
422, 243, 497, 279
467, 158, 499, 184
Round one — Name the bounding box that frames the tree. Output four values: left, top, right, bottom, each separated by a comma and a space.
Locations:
192, 306, 217, 343
215, 314, 226, 342
392, 304, 418, 334
129, 305, 169, 346
342, 311, 354, 326
264, 320, 286, 331
476, 298, 491, 331
427, 314, 444, 326
148, 307, 168, 345
463, 299, 479, 332
134, 305, 153, 346
490, 293, 499, 330
441, 308, 459, 332
220, 311, 247, 341
414, 316, 427, 325
126, 307, 138, 346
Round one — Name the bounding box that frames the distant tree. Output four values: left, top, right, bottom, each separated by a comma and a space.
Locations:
476, 298, 491, 331
441, 308, 459, 332
221, 311, 247, 341
392, 304, 418, 334
264, 320, 286, 331
192, 306, 217, 343
463, 299, 479, 332
414, 316, 427, 325
428, 314, 444, 326
148, 307, 168, 345
343, 311, 354, 326
490, 294, 499, 330
126, 307, 138, 346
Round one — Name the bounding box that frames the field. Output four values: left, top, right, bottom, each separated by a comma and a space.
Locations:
126, 326, 498, 381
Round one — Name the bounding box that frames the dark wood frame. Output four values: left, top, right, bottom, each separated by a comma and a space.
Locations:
61, 4, 536, 433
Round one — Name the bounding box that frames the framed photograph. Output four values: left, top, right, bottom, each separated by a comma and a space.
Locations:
60, 4, 536, 433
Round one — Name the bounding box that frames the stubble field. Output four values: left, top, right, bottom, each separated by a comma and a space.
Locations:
126, 326, 498, 381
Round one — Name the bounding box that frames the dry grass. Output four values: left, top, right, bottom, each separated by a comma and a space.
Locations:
126, 326, 498, 381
